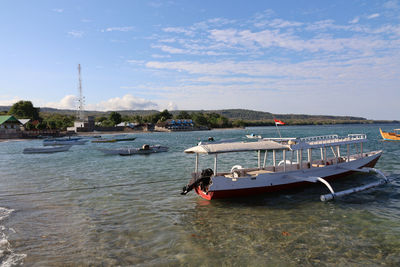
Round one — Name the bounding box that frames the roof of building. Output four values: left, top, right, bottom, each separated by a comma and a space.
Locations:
18, 119, 30, 125
0, 115, 21, 125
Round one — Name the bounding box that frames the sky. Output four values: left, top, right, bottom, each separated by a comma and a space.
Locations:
0, 0, 399, 120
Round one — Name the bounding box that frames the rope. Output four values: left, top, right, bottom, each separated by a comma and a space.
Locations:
0, 178, 185, 198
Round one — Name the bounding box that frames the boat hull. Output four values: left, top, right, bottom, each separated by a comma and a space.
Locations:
23, 145, 72, 154
195, 152, 382, 200
43, 140, 87, 146
379, 128, 400, 141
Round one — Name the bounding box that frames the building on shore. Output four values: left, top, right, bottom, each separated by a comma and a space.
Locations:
67, 116, 95, 132
155, 119, 196, 132
0, 115, 22, 139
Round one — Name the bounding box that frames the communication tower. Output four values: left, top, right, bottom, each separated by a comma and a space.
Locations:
77, 64, 85, 121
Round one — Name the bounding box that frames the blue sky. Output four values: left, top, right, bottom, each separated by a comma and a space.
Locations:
0, 0, 399, 119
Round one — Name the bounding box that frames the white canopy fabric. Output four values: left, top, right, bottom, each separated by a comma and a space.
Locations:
184, 140, 290, 154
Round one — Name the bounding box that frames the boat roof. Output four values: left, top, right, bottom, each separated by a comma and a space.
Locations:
393, 129, 400, 131
290, 134, 367, 150
184, 140, 290, 154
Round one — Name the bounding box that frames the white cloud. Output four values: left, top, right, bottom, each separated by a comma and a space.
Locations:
268, 18, 303, 28
166, 102, 178, 111
88, 94, 158, 111
102, 26, 134, 32
367, 13, 380, 19
0, 96, 22, 106
163, 27, 194, 36
53, 8, 63, 13
45, 95, 77, 109
152, 44, 186, 54
349, 17, 360, 24
68, 30, 84, 38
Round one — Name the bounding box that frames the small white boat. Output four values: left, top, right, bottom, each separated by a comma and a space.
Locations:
97, 144, 168, 156
246, 133, 262, 139
23, 145, 72, 154
181, 134, 389, 201
43, 139, 88, 146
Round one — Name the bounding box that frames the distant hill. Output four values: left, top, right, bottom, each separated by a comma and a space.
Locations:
1, 106, 393, 123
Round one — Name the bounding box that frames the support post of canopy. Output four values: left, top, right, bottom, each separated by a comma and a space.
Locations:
320, 148, 323, 161
214, 154, 218, 175
283, 149, 286, 172
195, 153, 199, 173
258, 150, 261, 168
263, 150, 268, 168
361, 143, 363, 158
324, 147, 327, 166
355, 144, 359, 158
307, 148, 312, 168
273, 150, 276, 171
299, 149, 303, 169
347, 144, 350, 162
291, 150, 294, 165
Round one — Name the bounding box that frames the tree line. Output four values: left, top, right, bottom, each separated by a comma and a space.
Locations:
3, 100, 395, 131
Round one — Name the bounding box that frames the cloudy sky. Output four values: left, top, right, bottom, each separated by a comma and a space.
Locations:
0, 0, 399, 119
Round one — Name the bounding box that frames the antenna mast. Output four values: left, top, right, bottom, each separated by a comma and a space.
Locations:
77, 64, 85, 121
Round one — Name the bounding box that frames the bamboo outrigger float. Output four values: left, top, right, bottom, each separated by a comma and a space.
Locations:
181, 134, 389, 201
379, 128, 400, 141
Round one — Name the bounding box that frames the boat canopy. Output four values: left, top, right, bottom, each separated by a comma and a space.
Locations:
184, 140, 290, 154
393, 129, 400, 131
290, 134, 367, 150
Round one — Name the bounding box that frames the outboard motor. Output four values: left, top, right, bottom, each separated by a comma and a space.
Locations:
181, 168, 214, 195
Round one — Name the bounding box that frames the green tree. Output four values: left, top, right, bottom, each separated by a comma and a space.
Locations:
192, 112, 208, 126
176, 111, 191, 119
109, 112, 122, 125
8, 100, 40, 120
158, 109, 172, 122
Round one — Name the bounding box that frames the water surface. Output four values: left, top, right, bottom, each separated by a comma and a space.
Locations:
0, 124, 399, 266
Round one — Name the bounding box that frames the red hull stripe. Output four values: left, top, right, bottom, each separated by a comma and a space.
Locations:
195, 156, 380, 200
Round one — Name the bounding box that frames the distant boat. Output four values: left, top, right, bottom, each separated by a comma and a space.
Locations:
23, 145, 72, 154
379, 128, 400, 141
246, 133, 262, 139
97, 144, 168, 156
92, 137, 136, 143
43, 138, 87, 146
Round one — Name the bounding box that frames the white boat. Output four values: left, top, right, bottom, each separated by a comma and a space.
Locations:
97, 144, 168, 156
181, 134, 388, 201
23, 145, 72, 154
43, 139, 88, 146
246, 133, 262, 139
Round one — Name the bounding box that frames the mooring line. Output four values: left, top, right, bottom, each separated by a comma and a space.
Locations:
0, 178, 185, 198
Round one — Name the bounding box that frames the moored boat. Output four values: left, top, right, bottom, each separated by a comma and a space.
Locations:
246, 133, 262, 139
23, 145, 72, 154
181, 134, 388, 201
43, 139, 88, 146
379, 128, 400, 141
97, 144, 168, 156
92, 137, 136, 143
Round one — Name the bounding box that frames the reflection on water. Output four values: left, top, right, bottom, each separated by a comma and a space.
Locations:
0, 124, 399, 265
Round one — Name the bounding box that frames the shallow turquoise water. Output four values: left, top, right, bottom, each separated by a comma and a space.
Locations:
1, 124, 400, 266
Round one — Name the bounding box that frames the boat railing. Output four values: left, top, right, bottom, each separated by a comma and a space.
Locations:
299, 134, 338, 143
291, 133, 367, 150
347, 134, 367, 140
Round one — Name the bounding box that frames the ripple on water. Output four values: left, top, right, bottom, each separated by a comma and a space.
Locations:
1, 125, 400, 265
0, 207, 26, 266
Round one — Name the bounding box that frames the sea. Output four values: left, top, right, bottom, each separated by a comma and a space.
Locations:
0, 124, 400, 266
